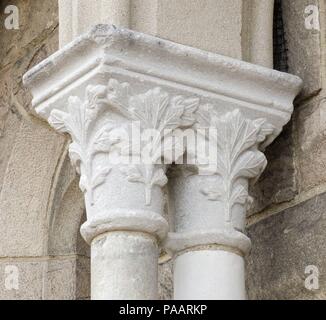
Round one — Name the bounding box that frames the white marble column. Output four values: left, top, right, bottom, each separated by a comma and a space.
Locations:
23, 25, 301, 300
166, 109, 275, 299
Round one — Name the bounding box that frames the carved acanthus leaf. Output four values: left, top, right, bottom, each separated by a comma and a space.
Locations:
48, 78, 274, 213
107, 79, 199, 205
48, 78, 200, 206
197, 109, 274, 223
48, 85, 117, 205
120, 165, 168, 205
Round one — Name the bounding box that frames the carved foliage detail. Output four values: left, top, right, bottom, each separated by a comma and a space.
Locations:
48, 79, 199, 206
197, 108, 274, 223
48, 85, 116, 205
107, 79, 199, 205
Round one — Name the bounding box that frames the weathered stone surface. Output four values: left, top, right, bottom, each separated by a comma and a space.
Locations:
249, 121, 297, 215
158, 261, 173, 300
250, 0, 326, 214
0, 28, 57, 190
0, 0, 58, 70
0, 260, 44, 300
0, 92, 20, 192
75, 256, 90, 300
44, 257, 90, 300
48, 171, 88, 257
283, 0, 322, 100
0, 2, 59, 192
0, 0, 92, 300
293, 96, 326, 192
0, 257, 90, 300
246, 192, 326, 300
153, 0, 243, 59
44, 258, 76, 300
0, 119, 66, 257
1, 28, 58, 113
0, 0, 58, 117
59, 0, 244, 59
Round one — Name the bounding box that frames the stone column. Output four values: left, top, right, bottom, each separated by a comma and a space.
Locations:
23, 25, 301, 300
166, 110, 275, 299
242, 0, 275, 68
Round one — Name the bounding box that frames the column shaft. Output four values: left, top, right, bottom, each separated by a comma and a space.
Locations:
91, 232, 158, 300
174, 250, 245, 300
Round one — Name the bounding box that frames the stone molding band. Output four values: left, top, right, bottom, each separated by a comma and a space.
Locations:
81, 209, 168, 244
165, 229, 252, 257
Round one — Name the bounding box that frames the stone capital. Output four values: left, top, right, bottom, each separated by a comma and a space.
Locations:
24, 25, 302, 299
23, 24, 302, 243
166, 108, 277, 257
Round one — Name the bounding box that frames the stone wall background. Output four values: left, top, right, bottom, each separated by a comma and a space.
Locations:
0, 0, 90, 300
247, 0, 326, 299
0, 0, 325, 300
